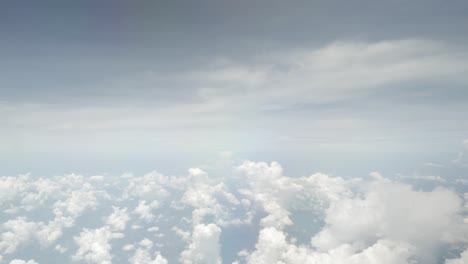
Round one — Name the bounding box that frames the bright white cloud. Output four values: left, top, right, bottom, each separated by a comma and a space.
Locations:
134, 200, 158, 222
246, 227, 414, 264
238, 161, 467, 264
180, 224, 222, 264
8, 260, 38, 264
105, 206, 130, 231
247, 227, 288, 264
0, 160, 466, 263
0, 218, 38, 254
129, 238, 168, 264
237, 161, 350, 229
312, 179, 465, 262
73, 226, 124, 264
0, 216, 71, 255
73, 208, 128, 264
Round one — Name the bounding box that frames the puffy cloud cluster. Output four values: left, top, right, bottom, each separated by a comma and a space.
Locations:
245, 186, 465, 263
312, 180, 465, 252
0, 174, 107, 262
237, 161, 350, 230
8, 260, 38, 264
0, 160, 466, 263
129, 239, 168, 264
238, 162, 467, 264
73, 207, 129, 264
247, 227, 414, 264
180, 224, 221, 264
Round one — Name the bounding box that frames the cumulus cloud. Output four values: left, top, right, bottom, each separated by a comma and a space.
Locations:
134, 200, 159, 222
312, 179, 465, 262
0, 161, 466, 263
129, 238, 168, 264
246, 227, 414, 264
73, 207, 129, 264
180, 224, 222, 264
237, 161, 467, 264
237, 161, 350, 229
105, 207, 130, 231
0, 174, 110, 259
0, 216, 71, 255
247, 227, 288, 264
0, 218, 39, 254
73, 226, 124, 264
8, 260, 38, 264
123, 171, 170, 202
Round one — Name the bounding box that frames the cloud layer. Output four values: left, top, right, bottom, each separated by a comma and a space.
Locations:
0, 160, 466, 263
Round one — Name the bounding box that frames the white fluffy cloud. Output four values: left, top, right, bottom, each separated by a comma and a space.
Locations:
8, 260, 38, 264
73, 207, 129, 264
237, 161, 350, 229
0, 161, 466, 263
0, 174, 109, 259
247, 227, 414, 264
134, 200, 157, 222
238, 162, 467, 264
0, 216, 72, 255
0, 218, 39, 254
129, 238, 168, 264
180, 224, 222, 264
105, 207, 130, 231
73, 226, 122, 264
312, 179, 465, 251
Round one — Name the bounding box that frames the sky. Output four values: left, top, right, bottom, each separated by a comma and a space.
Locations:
0, 1, 468, 264
1, 0, 468, 176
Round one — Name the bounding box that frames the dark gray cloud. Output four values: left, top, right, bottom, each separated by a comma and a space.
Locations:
1, 0, 468, 102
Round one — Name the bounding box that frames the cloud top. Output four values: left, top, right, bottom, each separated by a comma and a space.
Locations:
0, 161, 466, 263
